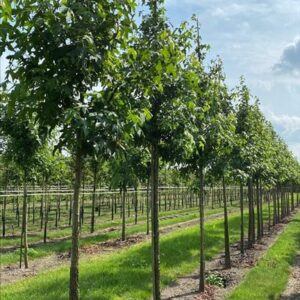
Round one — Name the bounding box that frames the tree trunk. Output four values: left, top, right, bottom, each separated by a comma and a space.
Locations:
69, 141, 83, 300
2, 194, 6, 237
91, 164, 97, 233
259, 179, 263, 237
40, 183, 44, 230
239, 182, 244, 254
199, 164, 205, 292
151, 142, 160, 300
267, 190, 271, 231
256, 178, 261, 240
134, 187, 138, 224
20, 171, 29, 269
291, 185, 294, 211
146, 176, 150, 235
43, 182, 48, 244
222, 176, 231, 269
121, 188, 126, 241
248, 177, 255, 248
80, 172, 85, 228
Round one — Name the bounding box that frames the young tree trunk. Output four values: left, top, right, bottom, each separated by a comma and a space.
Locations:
248, 177, 255, 248
40, 183, 44, 230
69, 141, 83, 300
291, 184, 294, 211
199, 164, 205, 292
32, 184, 35, 225
272, 188, 277, 225
16, 195, 20, 227
134, 187, 138, 224
91, 163, 97, 233
239, 182, 244, 254
222, 176, 231, 269
256, 178, 261, 240
146, 176, 150, 235
2, 194, 6, 237
151, 141, 160, 300
20, 171, 29, 269
80, 172, 85, 228
121, 187, 126, 241
259, 179, 263, 237
43, 181, 49, 244
58, 182, 61, 221
278, 186, 281, 221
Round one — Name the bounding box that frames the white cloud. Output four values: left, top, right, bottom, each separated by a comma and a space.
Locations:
266, 112, 300, 134
273, 36, 300, 75
289, 143, 300, 161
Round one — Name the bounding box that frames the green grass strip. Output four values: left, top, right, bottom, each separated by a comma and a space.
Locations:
1, 209, 246, 300
228, 210, 300, 300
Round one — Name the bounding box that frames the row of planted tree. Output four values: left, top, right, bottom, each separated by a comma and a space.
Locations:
1, 183, 299, 245
0, 185, 249, 239
1, 0, 300, 299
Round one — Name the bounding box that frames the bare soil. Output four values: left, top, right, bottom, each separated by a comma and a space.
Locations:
280, 251, 300, 300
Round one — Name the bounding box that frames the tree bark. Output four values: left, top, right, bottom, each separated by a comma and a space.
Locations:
91, 163, 97, 233
121, 187, 126, 241
134, 187, 138, 224
43, 181, 48, 244
239, 182, 244, 254
20, 171, 29, 269
256, 178, 261, 240
2, 193, 6, 237
199, 164, 205, 292
69, 141, 83, 300
259, 179, 263, 237
291, 184, 294, 211
222, 176, 231, 269
146, 176, 150, 235
151, 141, 160, 300
248, 177, 255, 248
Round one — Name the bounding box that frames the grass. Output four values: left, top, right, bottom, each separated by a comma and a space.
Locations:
1, 209, 247, 300
228, 210, 300, 300
0, 206, 234, 266
0, 206, 203, 247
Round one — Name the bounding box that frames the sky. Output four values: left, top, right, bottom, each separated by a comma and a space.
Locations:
0, 0, 299, 160
164, 0, 300, 161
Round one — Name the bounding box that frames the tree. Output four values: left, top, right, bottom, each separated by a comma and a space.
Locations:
126, 2, 195, 296
0, 99, 41, 268
109, 148, 140, 240
1, 1, 135, 298
183, 21, 229, 291
209, 71, 236, 269
233, 79, 258, 248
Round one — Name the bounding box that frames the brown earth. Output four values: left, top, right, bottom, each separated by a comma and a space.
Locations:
280, 251, 300, 300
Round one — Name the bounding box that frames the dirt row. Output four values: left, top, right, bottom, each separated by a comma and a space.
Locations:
280, 251, 300, 300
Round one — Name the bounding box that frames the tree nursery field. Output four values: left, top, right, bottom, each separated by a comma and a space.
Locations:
0, 1, 299, 300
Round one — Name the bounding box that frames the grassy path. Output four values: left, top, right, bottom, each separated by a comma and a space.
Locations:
1, 210, 245, 300
228, 210, 300, 300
